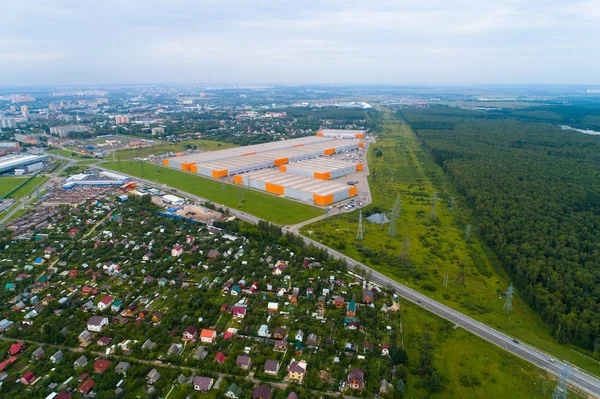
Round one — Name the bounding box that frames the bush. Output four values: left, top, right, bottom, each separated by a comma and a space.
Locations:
421, 283, 437, 292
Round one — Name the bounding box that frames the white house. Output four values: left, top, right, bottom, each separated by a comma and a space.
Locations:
295, 330, 304, 342
87, 316, 109, 332
97, 295, 113, 311
171, 245, 184, 257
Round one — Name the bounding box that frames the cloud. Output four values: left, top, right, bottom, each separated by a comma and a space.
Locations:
0, 0, 598, 85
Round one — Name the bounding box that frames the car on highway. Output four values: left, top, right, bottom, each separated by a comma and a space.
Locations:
512, 339, 520, 344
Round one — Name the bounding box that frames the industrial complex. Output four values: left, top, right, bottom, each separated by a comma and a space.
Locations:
0, 154, 49, 175
62, 171, 130, 189
163, 129, 367, 206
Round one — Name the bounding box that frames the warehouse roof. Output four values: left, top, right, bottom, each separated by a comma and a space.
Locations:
244, 170, 349, 196
171, 136, 336, 164
318, 129, 366, 136
286, 158, 358, 172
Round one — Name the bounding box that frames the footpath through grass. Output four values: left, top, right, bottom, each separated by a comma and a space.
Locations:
103, 161, 324, 225
302, 113, 600, 378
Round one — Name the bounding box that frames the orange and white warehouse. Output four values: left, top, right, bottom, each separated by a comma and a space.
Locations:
281, 158, 362, 180
234, 169, 357, 206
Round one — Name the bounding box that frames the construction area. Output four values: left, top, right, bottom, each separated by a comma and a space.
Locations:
163, 130, 369, 207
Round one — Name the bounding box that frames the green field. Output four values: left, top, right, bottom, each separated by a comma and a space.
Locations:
103, 161, 324, 225
114, 139, 238, 160
0, 176, 46, 199
302, 113, 600, 377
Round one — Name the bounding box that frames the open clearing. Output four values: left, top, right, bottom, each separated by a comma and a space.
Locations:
103, 160, 324, 225
0, 176, 46, 198
114, 139, 238, 160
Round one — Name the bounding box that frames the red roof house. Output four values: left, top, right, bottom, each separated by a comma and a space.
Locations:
20, 371, 35, 385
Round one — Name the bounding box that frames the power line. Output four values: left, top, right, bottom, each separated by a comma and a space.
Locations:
356, 210, 364, 241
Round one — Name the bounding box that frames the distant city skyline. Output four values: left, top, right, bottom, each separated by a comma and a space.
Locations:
1, 0, 599, 86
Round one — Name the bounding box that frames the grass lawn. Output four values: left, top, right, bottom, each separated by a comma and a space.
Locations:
0, 176, 46, 198
302, 113, 600, 377
103, 160, 324, 225
114, 139, 238, 160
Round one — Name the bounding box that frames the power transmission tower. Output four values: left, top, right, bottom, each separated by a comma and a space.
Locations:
237, 186, 244, 207
465, 224, 471, 242
221, 180, 226, 191
503, 283, 514, 313
443, 273, 448, 288
392, 195, 401, 218
430, 193, 437, 220
388, 211, 397, 237
449, 197, 455, 211
389, 168, 396, 183
401, 236, 410, 259
552, 363, 569, 399
356, 210, 364, 241
456, 261, 465, 286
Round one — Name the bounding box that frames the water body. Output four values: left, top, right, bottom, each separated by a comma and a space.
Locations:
367, 213, 389, 224
560, 125, 600, 136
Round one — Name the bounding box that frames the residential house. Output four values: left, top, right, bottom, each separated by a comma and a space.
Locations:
306, 333, 318, 347
362, 289, 374, 304
31, 347, 44, 360
225, 382, 242, 399
287, 392, 298, 399
346, 300, 356, 319
87, 316, 109, 332
267, 302, 279, 312
274, 340, 288, 352
287, 359, 308, 383
74, 355, 88, 369
207, 249, 219, 260
347, 368, 365, 390
152, 311, 163, 323
193, 376, 214, 392
257, 324, 269, 337
141, 339, 157, 351
381, 344, 390, 356
295, 330, 304, 342
167, 344, 183, 356
97, 295, 113, 310
200, 328, 217, 343
236, 355, 251, 370
126, 303, 138, 317
8, 342, 25, 355
0, 319, 13, 332
50, 350, 64, 363
94, 359, 112, 374
264, 360, 280, 375
20, 371, 35, 385
142, 252, 152, 262
147, 369, 161, 384
78, 380, 95, 395
273, 327, 286, 340
171, 245, 184, 257
215, 352, 227, 364
115, 361, 131, 375
78, 330, 93, 346
182, 326, 198, 341
232, 304, 247, 319
253, 384, 273, 399
334, 296, 345, 308
111, 301, 122, 313
98, 337, 112, 346
193, 346, 208, 360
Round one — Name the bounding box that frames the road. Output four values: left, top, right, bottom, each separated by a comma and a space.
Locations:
54, 156, 600, 397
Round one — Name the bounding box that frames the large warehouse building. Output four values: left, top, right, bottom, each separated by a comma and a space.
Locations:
164, 136, 363, 178
281, 158, 362, 180
317, 129, 366, 139
234, 169, 357, 206
0, 154, 48, 175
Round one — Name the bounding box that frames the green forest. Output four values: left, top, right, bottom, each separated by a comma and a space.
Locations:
401, 106, 600, 352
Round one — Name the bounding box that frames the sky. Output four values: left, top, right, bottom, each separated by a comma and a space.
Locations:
1, 0, 599, 86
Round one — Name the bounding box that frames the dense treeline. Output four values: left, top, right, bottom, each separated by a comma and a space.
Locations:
401, 107, 600, 351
